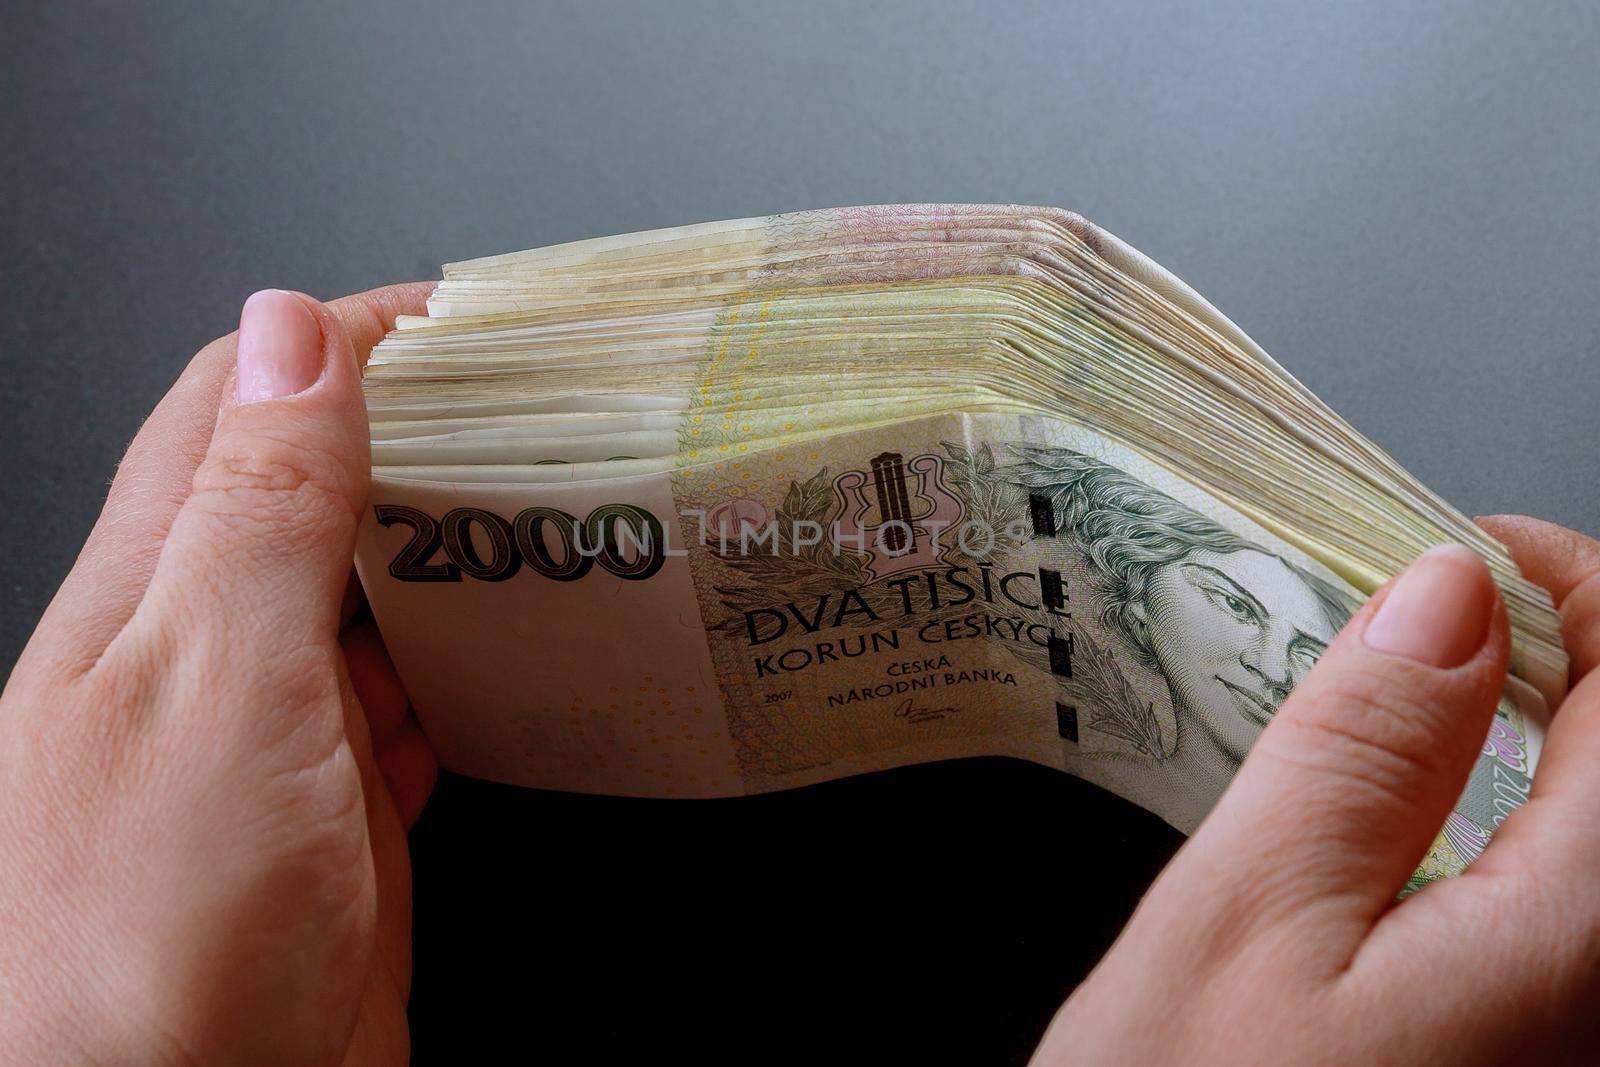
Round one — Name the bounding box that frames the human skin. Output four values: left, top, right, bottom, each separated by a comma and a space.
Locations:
0, 286, 435, 1064
2, 286, 1598, 1063
1034, 522, 1600, 1064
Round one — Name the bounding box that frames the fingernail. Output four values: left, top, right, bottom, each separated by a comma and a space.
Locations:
1364, 545, 1495, 667
236, 290, 324, 404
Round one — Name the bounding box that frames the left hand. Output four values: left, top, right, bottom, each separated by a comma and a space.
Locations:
0, 285, 435, 1065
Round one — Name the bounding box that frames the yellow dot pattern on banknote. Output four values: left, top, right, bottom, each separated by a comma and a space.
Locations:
678, 289, 861, 464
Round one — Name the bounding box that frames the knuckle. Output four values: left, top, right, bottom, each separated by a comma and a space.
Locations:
188, 436, 359, 539
1264, 662, 1460, 800
211, 452, 319, 494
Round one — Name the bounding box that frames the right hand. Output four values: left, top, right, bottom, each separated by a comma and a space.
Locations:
1035, 515, 1600, 1064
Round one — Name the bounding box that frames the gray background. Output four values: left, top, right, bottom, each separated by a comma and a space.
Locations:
4, 2, 1597, 1062
7, 0, 1599, 668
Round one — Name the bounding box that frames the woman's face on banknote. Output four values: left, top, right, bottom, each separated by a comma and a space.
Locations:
1140, 547, 1336, 762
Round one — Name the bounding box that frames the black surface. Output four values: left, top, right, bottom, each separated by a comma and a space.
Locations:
5, 3, 1598, 1063
406, 761, 1179, 1064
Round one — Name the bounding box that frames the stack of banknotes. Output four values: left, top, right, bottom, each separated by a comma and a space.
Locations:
355, 204, 1563, 887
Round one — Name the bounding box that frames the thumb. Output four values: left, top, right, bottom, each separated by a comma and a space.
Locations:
140, 289, 370, 655
1179, 545, 1509, 936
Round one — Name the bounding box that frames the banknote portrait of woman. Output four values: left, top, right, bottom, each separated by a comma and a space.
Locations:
1002, 446, 1356, 783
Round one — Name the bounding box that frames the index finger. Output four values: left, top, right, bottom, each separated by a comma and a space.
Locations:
1469, 514, 1600, 879
1476, 514, 1600, 684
